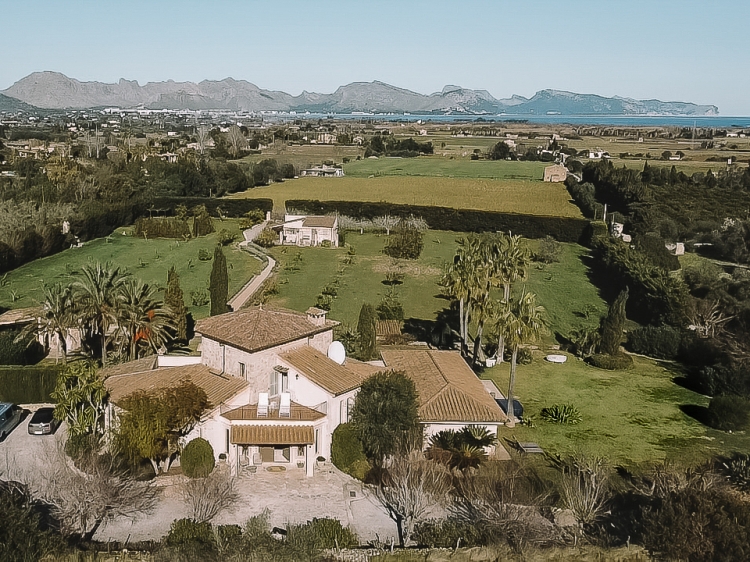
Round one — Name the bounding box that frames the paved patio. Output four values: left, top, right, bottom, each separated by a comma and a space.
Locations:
94, 464, 398, 544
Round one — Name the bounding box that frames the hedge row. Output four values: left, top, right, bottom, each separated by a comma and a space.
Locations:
149, 197, 273, 218
0, 365, 62, 404
286, 200, 589, 242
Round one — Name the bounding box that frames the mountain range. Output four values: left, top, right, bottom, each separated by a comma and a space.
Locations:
1, 72, 719, 116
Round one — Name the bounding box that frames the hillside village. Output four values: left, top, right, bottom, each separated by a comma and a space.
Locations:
2, 93, 750, 560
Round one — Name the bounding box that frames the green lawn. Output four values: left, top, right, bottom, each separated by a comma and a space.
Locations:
0, 219, 263, 320
266, 230, 748, 466
267, 230, 459, 328
483, 353, 750, 467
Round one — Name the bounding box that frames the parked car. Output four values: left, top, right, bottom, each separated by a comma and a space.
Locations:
27, 407, 59, 435
0, 402, 23, 440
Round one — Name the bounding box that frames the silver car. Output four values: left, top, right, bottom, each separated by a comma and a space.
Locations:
0, 402, 23, 441
27, 407, 60, 435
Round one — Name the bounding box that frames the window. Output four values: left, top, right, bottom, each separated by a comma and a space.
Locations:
297, 446, 305, 457
315, 429, 320, 454
269, 370, 289, 396
239, 362, 246, 380
225, 429, 230, 453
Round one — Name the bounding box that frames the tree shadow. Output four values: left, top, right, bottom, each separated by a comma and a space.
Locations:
402, 307, 458, 350
579, 252, 619, 305
679, 404, 711, 427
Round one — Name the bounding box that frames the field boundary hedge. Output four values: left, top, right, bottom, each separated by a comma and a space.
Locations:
0, 365, 62, 404
286, 199, 589, 242
149, 197, 273, 218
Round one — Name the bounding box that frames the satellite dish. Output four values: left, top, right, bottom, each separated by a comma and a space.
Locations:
327, 341, 346, 365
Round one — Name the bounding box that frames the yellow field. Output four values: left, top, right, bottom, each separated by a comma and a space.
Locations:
228, 176, 583, 218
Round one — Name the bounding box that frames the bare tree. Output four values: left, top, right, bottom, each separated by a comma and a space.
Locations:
374, 451, 452, 547
23, 440, 157, 541
196, 125, 210, 156
180, 465, 240, 523
227, 125, 247, 158
372, 215, 401, 236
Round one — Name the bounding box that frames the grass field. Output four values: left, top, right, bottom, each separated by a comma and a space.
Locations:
230, 176, 583, 218
0, 219, 263, 320
343, 157, 547, 180
265, 229, 748, 466
483, 353, 750, 467
267, 232, 605, 343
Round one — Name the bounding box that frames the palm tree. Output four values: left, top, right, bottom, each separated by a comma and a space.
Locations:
492, 234, 531, 362
501, 290, 547, 427
16, 283, 75, 363
116, 278, 174, 361
72, 262, 131, 366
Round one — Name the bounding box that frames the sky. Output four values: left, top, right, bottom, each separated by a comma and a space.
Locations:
1, 0, 748, 115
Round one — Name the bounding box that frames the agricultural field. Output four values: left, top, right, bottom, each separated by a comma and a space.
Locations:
0, 219, 263, 320
343, 157, 547, 180
230, 176, 582, 218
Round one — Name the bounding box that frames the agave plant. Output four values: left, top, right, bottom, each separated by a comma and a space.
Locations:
540, 404, 582, 424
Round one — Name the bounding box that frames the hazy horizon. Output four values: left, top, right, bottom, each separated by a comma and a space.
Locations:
2, 0, 748, 115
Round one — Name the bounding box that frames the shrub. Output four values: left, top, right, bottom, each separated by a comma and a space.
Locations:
721, 453, 750, 490
517, 347, 533, 365
165, 518, 215, 547
315, 294, 333, 311
376, 292, 404, 321
588, 353, 634, 370
198, 248, 212, 261
285, 518, 358, 551
708, 395, 750, 431
191, 289, 210, 307
64, 433, 100, 462
182, 438, 215, 478
540, 404, 582, 424
331, 423, 368, 479
535, 235, 562, 264
0, 481, 65, 561
287, 200, 589, 243
134, 217, 191, 239
0, 365, 61, 403
0, 329, 46, 365
320, 239, 332, 248
627, 325, 682, 359
217, 229, 237, 246
413, 518, 488, 548
151, 197, 272, 218
254, 227, 277, 248
383, 224, 424, 260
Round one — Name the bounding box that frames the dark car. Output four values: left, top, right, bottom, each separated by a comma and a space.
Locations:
0, 402, 23, 440
27, 407, 59, 435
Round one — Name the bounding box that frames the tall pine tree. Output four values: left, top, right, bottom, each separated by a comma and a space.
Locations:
599, 287, 629, 356
165, 266, 188, 341
357, 303, 377, 361
209, 245, 229, 316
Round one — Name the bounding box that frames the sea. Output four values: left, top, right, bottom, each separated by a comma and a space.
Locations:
280, 113, 750, 128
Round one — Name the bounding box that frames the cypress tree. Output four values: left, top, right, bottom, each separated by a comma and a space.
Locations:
599, 287, 629, 356
209, 245, 229, 316
165, 266, 188, 341
357, 303, 377, 361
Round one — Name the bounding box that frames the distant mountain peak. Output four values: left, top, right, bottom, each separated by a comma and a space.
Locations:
0, 72, 719, 115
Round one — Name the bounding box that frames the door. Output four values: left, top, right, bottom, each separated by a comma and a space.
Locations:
260, 446, 274, 463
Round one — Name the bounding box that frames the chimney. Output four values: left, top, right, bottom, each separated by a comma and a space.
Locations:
306, 307, 327, 327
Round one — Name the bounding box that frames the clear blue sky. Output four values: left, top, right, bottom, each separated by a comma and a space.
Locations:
2, 0, 748, 114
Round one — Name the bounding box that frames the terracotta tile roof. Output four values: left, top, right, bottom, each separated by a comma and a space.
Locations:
0, 306, 41, 326
195, 306, 338, 354
302, 216, 336, 228
342, 358, 383, 380
279, 346, 372, 396
222, 401, 325, 422
106, 363, 248, 411
100, 356, 158, 378
376, 320, 402, 337
231, 424, 314, 445
380, 349, 507, 424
